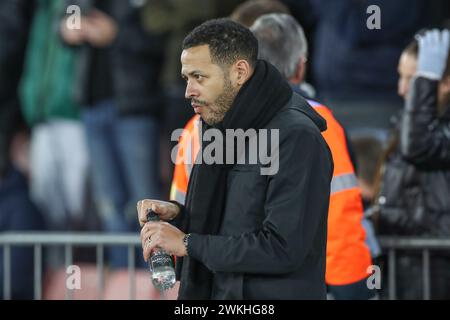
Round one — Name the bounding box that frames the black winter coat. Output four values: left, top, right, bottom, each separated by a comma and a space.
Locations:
185, 94, 333, 299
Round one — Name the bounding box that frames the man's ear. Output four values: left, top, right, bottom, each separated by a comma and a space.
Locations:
295, 59, 304, 84
231, 60, 252, 86
289, 58, 306, 85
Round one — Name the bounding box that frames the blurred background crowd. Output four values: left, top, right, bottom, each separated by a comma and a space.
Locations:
1, 0, 450, 300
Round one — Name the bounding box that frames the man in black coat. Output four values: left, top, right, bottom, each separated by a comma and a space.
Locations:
137, 19, 333, 299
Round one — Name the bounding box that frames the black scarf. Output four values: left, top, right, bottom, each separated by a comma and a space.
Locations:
178, 60, 293, 299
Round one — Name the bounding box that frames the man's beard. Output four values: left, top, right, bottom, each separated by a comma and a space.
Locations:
203, 76, 238, 125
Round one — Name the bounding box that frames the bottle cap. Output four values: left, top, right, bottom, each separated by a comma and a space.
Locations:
146, 208, 160, 222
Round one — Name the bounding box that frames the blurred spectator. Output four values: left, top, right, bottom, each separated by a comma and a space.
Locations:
350, 135, 383, 259
19, 0, 90, 236
310, 0, 429, 133
351, 136, 384, 208
60, 0, 167, 269
375, 30, 450, 299
0, 116, 45, 300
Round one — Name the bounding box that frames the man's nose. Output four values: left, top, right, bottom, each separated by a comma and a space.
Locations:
185, 81, 199, 99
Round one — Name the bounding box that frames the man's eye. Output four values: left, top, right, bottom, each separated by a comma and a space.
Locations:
195, 75, 203, 81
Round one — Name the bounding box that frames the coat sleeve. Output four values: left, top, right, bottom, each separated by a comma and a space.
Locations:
400, 76, 450, 169
186, 127, 333, 274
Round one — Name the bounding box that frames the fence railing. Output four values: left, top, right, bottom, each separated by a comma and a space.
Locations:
378, 237, 450, 300
2, 233, 450, 300
0, 232, 142, 300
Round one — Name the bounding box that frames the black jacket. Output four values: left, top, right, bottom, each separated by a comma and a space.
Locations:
0, 0, 33, 176
184, 93, 333, 299
64, 0, 166, 117
378, 76, 450, 236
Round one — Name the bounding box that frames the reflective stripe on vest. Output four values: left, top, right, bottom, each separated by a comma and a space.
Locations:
330, 173, 359, 195
307, 99, 322, 108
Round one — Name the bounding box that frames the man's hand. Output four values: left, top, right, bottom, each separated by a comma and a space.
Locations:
417, 29, 450, 80
137, 199, 180, 226
140, 221, 187, 261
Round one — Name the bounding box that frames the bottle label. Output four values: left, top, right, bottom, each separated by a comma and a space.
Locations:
151, 249, 174, 270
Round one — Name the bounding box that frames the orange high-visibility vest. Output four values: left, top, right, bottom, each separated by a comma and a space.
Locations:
170, 115, 201, 205
170, 101, 372, 285
307, 99, 372, 285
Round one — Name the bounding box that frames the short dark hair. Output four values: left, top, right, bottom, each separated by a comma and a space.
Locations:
351, 136, 383, 186
182, 18, 258, 69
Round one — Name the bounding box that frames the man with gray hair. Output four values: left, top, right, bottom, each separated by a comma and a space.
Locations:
251, 13, 377, 300
250, 13, 314, 98
252, 13, 307, 78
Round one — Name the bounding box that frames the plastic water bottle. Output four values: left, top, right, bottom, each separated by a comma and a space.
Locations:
146, 209, 176, 291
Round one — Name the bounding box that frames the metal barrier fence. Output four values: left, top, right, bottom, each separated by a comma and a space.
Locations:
378, 237, 450, 300
2, 233, 450, 300
0, 232, 142, 300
